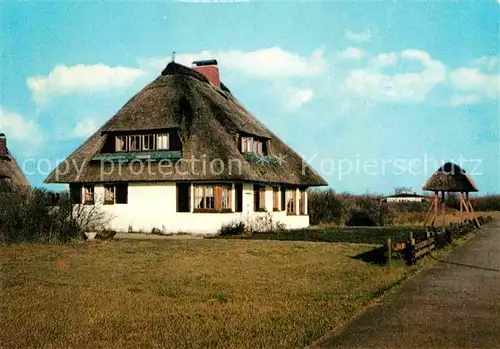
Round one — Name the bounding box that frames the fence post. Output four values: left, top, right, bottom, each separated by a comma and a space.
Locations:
405, 231, 415, 265
385, 238, 392, 265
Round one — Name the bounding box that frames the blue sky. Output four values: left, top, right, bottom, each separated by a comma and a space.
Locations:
1, 1, 499, 195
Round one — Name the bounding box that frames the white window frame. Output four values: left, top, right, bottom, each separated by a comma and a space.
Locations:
157, 134, 170, 150
116, 136, 128, 152
104, 185, 115, 205
129, 135, 141, 152
83, 185, 95, 205
142, 134, 156, 151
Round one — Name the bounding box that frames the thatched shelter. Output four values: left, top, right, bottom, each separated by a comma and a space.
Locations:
0, 133, 29, 193
423, 162, 478, 193
422, 162, 479, 227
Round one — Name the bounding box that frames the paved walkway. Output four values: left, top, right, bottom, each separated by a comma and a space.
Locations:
314, 220, 500, 349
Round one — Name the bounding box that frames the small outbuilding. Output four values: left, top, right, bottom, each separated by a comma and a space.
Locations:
382, 193, 427, 203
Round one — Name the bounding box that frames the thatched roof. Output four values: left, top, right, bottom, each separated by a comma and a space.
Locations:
0, 148, 30, 193
45, 62, 327, 187
422, 162, 478, 192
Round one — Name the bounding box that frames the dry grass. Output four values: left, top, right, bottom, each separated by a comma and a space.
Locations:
392, 210, 500, 226
0, 239, 416, 349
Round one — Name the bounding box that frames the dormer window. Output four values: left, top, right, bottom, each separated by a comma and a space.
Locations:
241, 136, 266, 156
113, 132, 177, 152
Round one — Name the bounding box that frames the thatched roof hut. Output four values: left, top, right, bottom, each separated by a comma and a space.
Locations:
44, 61, 327, 186
0, 133, 30, 192
422, 162, 478, 193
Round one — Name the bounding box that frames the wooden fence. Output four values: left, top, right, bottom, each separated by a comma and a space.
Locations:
385, 215, 493, 265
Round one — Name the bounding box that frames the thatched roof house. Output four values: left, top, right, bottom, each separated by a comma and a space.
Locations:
422, 162, 478, 193
0, 133, 29, 192
44, 59, 327, 234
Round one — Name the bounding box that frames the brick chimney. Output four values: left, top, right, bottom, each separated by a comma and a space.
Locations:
192, 59, 220, 88
0, 133, 6, 158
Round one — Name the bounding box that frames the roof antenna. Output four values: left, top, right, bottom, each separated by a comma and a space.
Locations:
171, 50, 176, 62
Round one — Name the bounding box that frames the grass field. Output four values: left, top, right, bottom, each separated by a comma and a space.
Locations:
0, 239, 418, 349
217, 212, 500, 245
222, 226, 427, 245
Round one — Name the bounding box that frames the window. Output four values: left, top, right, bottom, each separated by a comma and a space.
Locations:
195, 184, 214, 210
116, 136, 128, 152
194, 184, 232, 212
254, 184, 266, 212
220, 185, 231, 210
115, 184, 128, 204
83, 185, 94, 204
241, 136, 265, 155
70, 184, 82, 204
129, 135, 141, 151
104, 185, 115, 205
299, 188, 306, 215
176, 183, 191, 212
157, 134, 169, 150
242, 137, 252, 153
143, 134, 155, 151
273, 187, 280, 211
286, 189, 295, 215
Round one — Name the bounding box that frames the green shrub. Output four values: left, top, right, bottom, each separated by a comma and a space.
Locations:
471, 195, 500, 211
95, 229, 117, 240
308, 189, 348, 225
0, 187, 109, 244
218, 221, 246, 236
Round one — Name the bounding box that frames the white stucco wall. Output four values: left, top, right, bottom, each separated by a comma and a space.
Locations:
78, 182, 309, 235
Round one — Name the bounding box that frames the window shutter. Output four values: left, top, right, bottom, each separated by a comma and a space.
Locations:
259, 187, 266, 210
70, 184, 82, 204
176, 183, 190, 212
115, 184, 128, 204
281, 186, 286, 212
214, 185, 221, 211
235, 183, 243, 212
273, 187, 279, 211
300, 189, 306, 215
253, 184, 260, 211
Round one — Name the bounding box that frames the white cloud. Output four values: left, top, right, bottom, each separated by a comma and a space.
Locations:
472, 56, 499, 72
66, 118, 99, 139
0, 106, 43, 156
371, 52, 398, 68
333, 47, 366, 62
27, 64, 144, 103
0, 106, 42, 144
288, 88, 314, 110
449, 67, 499, 102
344, 49, 446, 103
141, 47, 326, 79
345, 29, 372, 43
